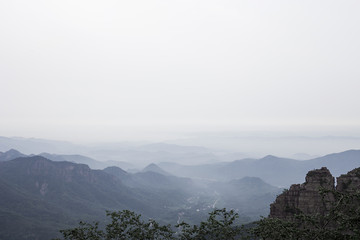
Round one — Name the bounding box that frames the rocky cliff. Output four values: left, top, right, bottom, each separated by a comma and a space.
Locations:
269, 167, 360, 219
336, 167, 360, 192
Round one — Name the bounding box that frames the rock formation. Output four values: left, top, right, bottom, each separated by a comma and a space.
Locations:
269, 167, 360, 219
336, 167, 360, 192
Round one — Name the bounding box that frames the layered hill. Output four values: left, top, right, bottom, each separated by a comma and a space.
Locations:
0, 157, 125, 239
0, 155, 281, 239
0, 149, 134, 170
159, 149, 360, 187
0, 156, 189, 239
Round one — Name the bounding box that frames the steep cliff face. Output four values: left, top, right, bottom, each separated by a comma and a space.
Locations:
270, 167, 335, 219
336, 168, 360, 192
270, 167, 360, 219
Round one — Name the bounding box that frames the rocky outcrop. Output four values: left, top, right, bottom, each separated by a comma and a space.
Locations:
270, 167, 339, 219
270, 167, 360, 219
270, 167, 335, 219
336, 168, 360, 192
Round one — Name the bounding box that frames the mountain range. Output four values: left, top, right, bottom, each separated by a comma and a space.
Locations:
0, 137, 222, 167
0, 156, 157, 239
158, 149, 360, 187
2, 147, 359, 187
0, 153, 280, 239
0, 144, 359, 239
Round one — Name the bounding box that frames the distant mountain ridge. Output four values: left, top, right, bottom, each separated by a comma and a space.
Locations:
0, 136, 239, 166
0, 149, 134, 170
0, 136, 80, 155
158, 149, 360, 187
1, 147, 359, 187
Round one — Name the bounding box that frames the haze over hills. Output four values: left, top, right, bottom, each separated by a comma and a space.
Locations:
0, 156, 151, 240
1, 145, 359, 187
0, 136, 223, 167
38, 152, 134, 170
2, 0, 360, 238
0, 136, 82, 155
158, 150, 360, 187
0, 137, 359, 239
2, 135, 360, 167
0, 156, 204, 239
0, 154, 281, 239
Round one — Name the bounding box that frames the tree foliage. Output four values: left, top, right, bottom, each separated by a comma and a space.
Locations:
55, 210, 173, 240
55, 208, 243, 240
176, 208, 242, 240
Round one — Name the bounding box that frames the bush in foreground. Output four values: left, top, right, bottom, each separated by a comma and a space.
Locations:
54, 208, 244, 240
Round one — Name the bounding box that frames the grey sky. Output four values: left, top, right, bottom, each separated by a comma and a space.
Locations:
1, 0, 360, 142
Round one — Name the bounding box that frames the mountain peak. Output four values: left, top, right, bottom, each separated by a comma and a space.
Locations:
142, 163, 171, 176
6, 148, 22, 154
0, 149, 26, 161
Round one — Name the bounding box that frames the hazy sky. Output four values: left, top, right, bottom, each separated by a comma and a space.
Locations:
1, 0, 360, 142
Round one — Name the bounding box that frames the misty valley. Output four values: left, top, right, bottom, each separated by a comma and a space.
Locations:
1, 137, 360, 239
